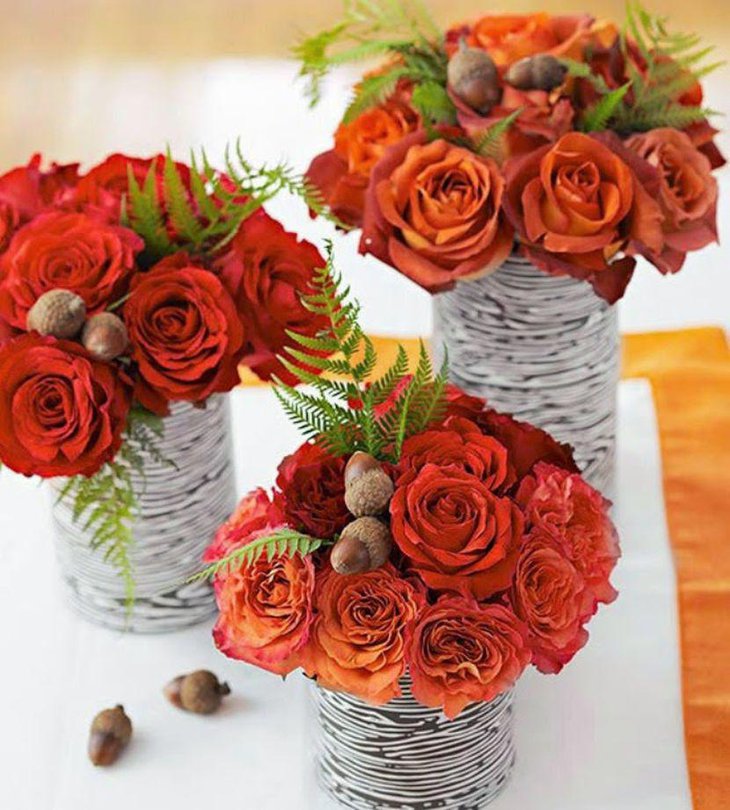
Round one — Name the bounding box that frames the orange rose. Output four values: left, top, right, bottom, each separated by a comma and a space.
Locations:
627, 128, 718, 274
360, 133, 513, 292
407, 595, 531, 718
504, 131, 664, 302
304, 564, 424, 704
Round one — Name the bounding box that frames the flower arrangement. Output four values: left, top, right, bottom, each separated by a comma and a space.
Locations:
0, 148, 334, 591
199, 246, 620, 716
297, 1, 724, 303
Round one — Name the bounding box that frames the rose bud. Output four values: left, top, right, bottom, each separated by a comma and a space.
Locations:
331, 516, 392, 576
88, 705, 132, 766
163, 670, 231, 715
344, 451, 394, 517
447, 41, 501, 114
82, 312, 129, 361
26, 289, 86, 339
505, 54, 567, 92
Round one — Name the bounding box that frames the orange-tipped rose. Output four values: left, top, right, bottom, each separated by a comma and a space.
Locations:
503, 131, 664, 302
626, 128, 718, 274
304, 564, 424, 704
360, 134, 513, 292
407, 595, 531, 718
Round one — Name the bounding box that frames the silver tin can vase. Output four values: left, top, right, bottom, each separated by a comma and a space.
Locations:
311, 676, 515, 809
51, 395, 236, 633
432, 253, 619, 494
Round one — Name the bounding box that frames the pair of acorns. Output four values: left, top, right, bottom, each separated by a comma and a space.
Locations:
447, 40, 568, 115
27, 288, 129, 362
88, 670, 230, 766
330, 452, 395, 576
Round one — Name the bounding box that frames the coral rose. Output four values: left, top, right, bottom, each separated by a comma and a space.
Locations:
390, 463, 524, 598
304, 565, 424, 703
213, 209, 328, 383
503, 131, 664, 303
510, 528, 595, 673
124, 254, 245, 413
517, 462, 619, 604
407, 595, 531, 718
360, 133, 513, 292
276, 443, 350, 539
0, 211, 142, 332
398, 415, 514, 492
627, 128, 718, 274
0, 333, 131, 477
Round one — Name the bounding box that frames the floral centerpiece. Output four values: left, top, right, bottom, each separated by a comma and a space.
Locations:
295, 0, 725, 493
0, 148, 335, 630
200, 246, 620, 808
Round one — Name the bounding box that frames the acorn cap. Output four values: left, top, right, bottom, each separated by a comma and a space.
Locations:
331, 517, 392, 575
27, 289, 86, 339
345, 467, 394, 517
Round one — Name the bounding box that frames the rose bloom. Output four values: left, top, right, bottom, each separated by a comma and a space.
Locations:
124, 254, 245, 413
0, 333, 131, 477
503, 131, 664, 303
390, 463, 524, 598
510, 528, 595, 673
398, 415, 514, 493
304, 565, 424, 704
213, 209, 328, 383
276, 443, 350, 539
408, 595, 531, 718
0, 211, 142, 332
517, 462, 619, 604
360, 134, 513, 292
626, 128, 718, 274
306, 94, 420, 228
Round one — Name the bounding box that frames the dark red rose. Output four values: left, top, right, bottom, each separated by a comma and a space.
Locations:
0, 333, 131, 477
213, 209, 328, 383
0, 211, 142, 332
124, 254, 245, 413
276, 443, 350, 539
443, 384, 486, 420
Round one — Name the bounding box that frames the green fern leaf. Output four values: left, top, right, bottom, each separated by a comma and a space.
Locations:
471, 109, 522, 162
581, 83, 631, 132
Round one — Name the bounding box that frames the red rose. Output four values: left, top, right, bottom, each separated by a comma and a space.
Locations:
408, 595, 531, 718
0, 333, 131, 477
276, 443, 350, 539
213, 209, 328, 383
124, 254, 245, 413
443, 384, 486, 420
0, 211, 142, 332
510, 528, 595, 673
398, 415, 514, 492
517, 462, 619, 604
390, 463, 524, 598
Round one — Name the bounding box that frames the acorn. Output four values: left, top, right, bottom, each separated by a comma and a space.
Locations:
504, 54, 568, 92
164, 670, 231, 715
447, 40, 501, 114
330, 516, 392, 576
26, 289, 86, 339
344, 451, 394, 517
81, 312, 129, 361
88, 705, 132, 766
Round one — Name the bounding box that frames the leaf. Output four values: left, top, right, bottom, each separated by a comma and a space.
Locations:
471, 109, 522, 162
342, 68, 409, 123
411, 81, 457, 125
581, 83, 631, 131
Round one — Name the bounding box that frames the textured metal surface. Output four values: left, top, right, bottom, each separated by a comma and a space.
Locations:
432, 255, 619, 494
51, 396, 236, 633
312, 678, 515, 809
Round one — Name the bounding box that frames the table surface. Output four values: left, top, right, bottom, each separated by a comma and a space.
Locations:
0, 60, 727, 809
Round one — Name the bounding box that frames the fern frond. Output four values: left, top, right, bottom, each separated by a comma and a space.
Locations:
471, 109, 523, 162
580, 84, 631, 132
125, 163, 172, 260
343, 68, 409, 123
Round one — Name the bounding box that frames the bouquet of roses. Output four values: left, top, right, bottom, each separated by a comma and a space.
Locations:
199, 246, 620, 716
0, 147, 333, 584
298, 1, 724, 303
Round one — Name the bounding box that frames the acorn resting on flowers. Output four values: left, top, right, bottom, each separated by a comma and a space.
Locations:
447, 40, 501, 114
164, 670, 231, 715
331, 516, 393, 576
344, 451, 394, 517
82, 312, 129, 361
88, 705, 132, 766
26, 289, 86, 339
505, 54, 568, 92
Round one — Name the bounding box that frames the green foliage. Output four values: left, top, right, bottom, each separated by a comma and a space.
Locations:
189, 528, 331, 582
56, 406, 172, 612
411, 81, 457, 126
471, 109, 523, 162
560, 58, 612, 95
581, 84, 631, 132
273, 241, 448, 462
